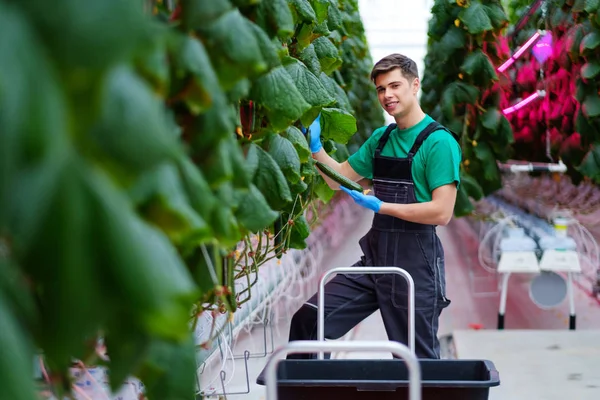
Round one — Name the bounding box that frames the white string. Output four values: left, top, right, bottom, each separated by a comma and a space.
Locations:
477, 213, 518, 274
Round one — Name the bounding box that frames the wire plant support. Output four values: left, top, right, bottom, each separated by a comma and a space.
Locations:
197, 350, 251, 399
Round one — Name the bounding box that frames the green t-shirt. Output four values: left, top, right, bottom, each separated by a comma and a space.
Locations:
347, 115, 462, 203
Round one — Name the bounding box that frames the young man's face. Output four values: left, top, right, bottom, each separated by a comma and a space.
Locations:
374, 68, 419, 118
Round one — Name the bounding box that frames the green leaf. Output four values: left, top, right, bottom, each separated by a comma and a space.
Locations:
296, 22, 315, 50
288, 214, 311, 249
313, 36, 343, 75
227, 78, 252, 102
90, 170, 199, 341
290, 178, 309, 195
169, 35, 223, 115
576, 144, 600, 182
454, 81, 480, 103
180, 0, 233, 29
481, 107, 501, 130
18, 0, 148, 69
576, 76, 595, 99
236, 184, 279, 232
226, 135, 252, 188
313, 174, 335, 202
92, 66, 181, 173
440, 27, 467, 50
175, 157, 215, 228
582, 93, 600, 117
214, 181, 244, 210
247, 19, 282, 69
580, 31, 600, 54
210, 204, 242, 247
460, 49, 498, 86
199, 137, 233, 187
20, 162, 106, 368
319, 72, 353, 112
327, 1, 343, 31
550, 6, 571, 30
473, 142, 499, 181
0, 7, 70, 248
572, 0, 586, 13
458, 1, 493, 35
131, 163, 212, 247
497, 115, 514, 145
445, 117, 464, 135
310, 0, 330, 23
460, 173, 484, 200
191, 102, 237, 151
290, 0, 317, 22
104, 328, 150, 392
201, 10, 268, 84
299, 44, 322, 75
565, 24, 586, 62
135, 27, 170, 97
283, 57, 336, 112
257, 0, 295, 39
283, 126, 312, 163
250, 66, 312, 130
585, 0, 600, 13
246, 144, 293, 209
484, 3, 509, 30
582, 62, 600, 80
265, 133, 302, 183
313, 19, 331, 37
454, 184, 474, 217
441, 82, 480, 116
137, 335, 197, 400
0, 292, 37, 400
320, 107, 358, 143
576, 107, 596, 139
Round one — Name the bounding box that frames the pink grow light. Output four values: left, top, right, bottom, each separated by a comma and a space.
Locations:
532, 32, 554, 64
498, 31, 542, 73
502, 90, 546, 115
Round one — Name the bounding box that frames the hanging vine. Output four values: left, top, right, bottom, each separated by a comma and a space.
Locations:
422, 0, 514, 216
0, 0, 383, 399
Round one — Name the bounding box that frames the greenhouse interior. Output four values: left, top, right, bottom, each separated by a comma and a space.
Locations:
3, 0, 600, 399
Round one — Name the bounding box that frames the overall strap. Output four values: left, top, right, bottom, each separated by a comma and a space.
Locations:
408, 121, 443, 157
374, 123, 398, 156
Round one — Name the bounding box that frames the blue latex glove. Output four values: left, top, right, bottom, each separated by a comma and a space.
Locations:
340, 186, 383, 213
301, 114, 322, 153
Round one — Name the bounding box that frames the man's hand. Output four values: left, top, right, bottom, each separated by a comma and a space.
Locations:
340, 186, 382, 213
301, 114, 322, 153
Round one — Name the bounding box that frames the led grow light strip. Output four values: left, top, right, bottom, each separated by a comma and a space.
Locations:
498, 31, 542, 73
502, 90, 546, 115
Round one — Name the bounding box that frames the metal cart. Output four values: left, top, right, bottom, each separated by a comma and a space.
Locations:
257, 266, 500, 400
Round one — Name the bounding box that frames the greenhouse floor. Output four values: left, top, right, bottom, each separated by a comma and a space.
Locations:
200, 209, 600, 400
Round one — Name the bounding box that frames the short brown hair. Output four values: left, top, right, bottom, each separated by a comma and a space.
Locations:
370, 54, 419, 83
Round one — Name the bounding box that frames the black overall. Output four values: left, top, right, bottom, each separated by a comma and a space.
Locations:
288, 122, 452, 359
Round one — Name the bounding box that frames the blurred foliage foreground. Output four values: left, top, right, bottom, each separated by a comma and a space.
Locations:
0, 0, 384, 399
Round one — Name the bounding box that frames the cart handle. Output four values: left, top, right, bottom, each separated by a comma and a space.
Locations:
264, 340, 421, 400
318, 266, 415, 357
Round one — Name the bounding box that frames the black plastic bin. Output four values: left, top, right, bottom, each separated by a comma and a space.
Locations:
256, 359, 500, 400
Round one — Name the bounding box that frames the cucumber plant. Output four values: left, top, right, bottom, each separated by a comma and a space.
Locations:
0, 0, 383, 399
422, 0, 600, 219
421, 0, 514, 216
504, 0, 600, 184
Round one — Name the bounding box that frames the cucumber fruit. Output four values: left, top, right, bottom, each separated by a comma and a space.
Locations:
315, 161, 363, 192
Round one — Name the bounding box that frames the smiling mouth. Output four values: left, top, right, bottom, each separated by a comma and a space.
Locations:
385, 101, 398, 109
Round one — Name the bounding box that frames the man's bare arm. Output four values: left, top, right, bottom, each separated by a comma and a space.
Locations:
378, 183, 457, 226
312, 148, 363, 190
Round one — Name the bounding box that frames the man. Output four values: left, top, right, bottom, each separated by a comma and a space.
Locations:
288, 53, 462, 359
